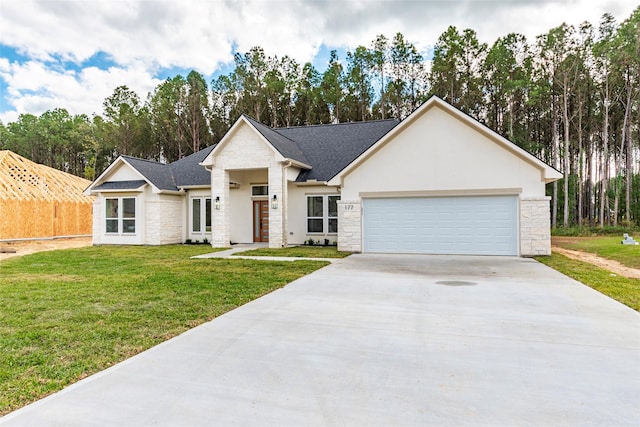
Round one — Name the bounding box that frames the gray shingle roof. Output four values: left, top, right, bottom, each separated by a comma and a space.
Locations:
275, 119, 399, 182
170, 145, 215, 187
92, 180, 147, 191
243, 116, 310, 165
104, 118, 397, 190
121, 156, 177, 191
116, 147, 215, 192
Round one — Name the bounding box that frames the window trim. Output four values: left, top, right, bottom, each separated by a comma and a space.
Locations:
306, 194, 340, 235
105, 196, 136, 235
191, 197, 212, 234
251, 184, 269, 197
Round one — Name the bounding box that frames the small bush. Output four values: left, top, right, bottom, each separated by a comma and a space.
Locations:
552, 225, 640, 237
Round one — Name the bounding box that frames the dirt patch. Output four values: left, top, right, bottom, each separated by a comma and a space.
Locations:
0, 237, 92, 261
551, 246, 640, 279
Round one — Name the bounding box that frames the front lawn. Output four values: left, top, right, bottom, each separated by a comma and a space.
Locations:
536, 253, 640, 311
552, 236, 640, 269
235, 245, 351, 258
0, 245, 328, 415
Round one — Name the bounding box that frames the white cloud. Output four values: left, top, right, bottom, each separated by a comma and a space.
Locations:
0, 59, 161, 121
0, 0, 637, 123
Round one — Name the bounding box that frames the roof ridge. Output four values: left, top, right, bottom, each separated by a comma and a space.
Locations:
275, 118, 399, 130
242, 115, 309, 165
121, 155, 167, 166
242, 115, 299, 144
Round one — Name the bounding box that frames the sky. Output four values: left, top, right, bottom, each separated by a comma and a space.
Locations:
0, 0, 637, 124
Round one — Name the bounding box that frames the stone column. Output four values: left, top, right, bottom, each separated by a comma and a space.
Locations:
520, 196, 551, 256
337, 200, 361, 252
268, 164, 286, 248
211, 167, 230, 247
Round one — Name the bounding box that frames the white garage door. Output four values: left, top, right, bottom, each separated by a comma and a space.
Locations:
363, 195, 518, 255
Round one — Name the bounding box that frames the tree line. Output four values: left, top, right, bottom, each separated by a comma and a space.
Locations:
1, 7, 638, 228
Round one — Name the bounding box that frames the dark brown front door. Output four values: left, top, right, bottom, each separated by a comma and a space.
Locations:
253, 200, 269, 242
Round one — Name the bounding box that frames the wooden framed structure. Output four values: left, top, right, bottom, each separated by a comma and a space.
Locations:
0, 151, 94, 240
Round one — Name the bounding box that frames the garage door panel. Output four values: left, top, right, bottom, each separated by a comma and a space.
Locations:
363, 196, 518, 255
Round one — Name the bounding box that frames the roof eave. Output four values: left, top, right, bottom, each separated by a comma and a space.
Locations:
282, 158, 312, 170
89, 187, 147, 194
294, 180, 330, 186
178, 185, 210, 190
157, 189, 184, 195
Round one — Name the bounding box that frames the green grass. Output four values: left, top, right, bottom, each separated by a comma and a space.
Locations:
536, 253, 640, 311
235, 245, 351, 258
552, 236, 640, 269
0, 245, 328, 415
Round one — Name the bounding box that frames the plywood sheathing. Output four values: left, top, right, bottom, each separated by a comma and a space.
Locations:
0, 151, 94, 239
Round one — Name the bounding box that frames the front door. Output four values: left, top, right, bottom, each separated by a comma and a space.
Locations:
253, 200, 269, 242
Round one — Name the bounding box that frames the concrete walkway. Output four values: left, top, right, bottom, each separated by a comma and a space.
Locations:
2, 255, 639, 426
191, 244, 339, 262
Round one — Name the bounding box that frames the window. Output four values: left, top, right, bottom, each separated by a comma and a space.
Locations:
192, 199, 201, 232
105, 199, 119, 233
328, 195, 339, 233
307, 196, 323, 233
191, 197, 212, 233
205, 198, 211, 232
252, 185, 268, 196
307, 195, 340, 234
105, 197, 135, 234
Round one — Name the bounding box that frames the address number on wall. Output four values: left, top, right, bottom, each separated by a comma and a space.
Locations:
342, 204, 355, 210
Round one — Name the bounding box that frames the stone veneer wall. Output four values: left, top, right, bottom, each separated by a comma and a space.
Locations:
268, 165, 286, 248
520, 196, 552, 256
337, 200, 362, 252
211, 168, 230, 247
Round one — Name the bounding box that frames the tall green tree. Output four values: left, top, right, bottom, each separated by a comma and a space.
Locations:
293, 62, 329, 125
148, 75, 187, 162
430, 26, 486, 115
185, 70, 213, 154
387, 32, 426, 120
345, 46, 374, 122
321, 50, 346, 123
370, 34, 389, 119
102, 85, 152, 159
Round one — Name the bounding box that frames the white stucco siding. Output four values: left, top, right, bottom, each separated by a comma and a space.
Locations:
341, 106, 544, 200
287, 184, 340, 245
108, 164, 144, 182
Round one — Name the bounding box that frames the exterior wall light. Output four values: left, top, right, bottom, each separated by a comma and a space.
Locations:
215, 196, 220, 210
271, 194, 278, 209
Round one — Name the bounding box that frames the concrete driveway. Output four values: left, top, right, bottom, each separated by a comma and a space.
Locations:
2, 254, 639, 426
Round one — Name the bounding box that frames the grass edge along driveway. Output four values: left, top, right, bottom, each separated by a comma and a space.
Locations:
536, 253, 640, 311
0, 245, 328, 415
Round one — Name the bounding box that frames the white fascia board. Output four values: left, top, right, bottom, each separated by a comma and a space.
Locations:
178, 185, 210, 190
282, 158, 312, 170
157, 190, 184, 195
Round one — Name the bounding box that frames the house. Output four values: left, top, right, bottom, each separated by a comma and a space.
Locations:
85, 96, 562, 256
0, 150, 94, 240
